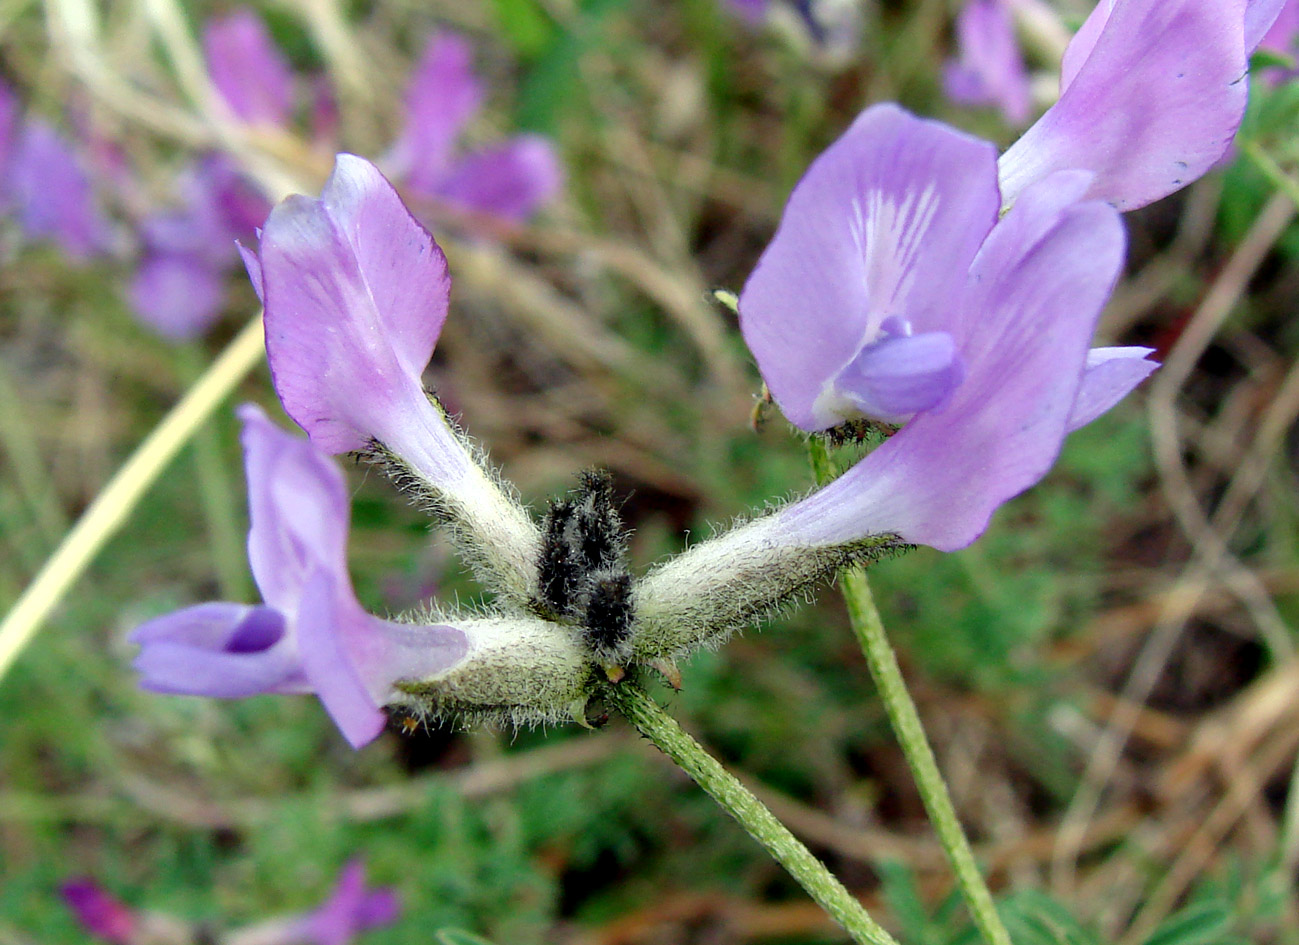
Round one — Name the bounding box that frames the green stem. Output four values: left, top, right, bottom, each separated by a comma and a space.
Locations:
607, 682, 901, 945
808, 438, 1011, 945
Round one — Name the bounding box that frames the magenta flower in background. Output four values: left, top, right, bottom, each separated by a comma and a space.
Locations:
998, 0, 1288, 211
130, 156, 271, 339
739, 105, 1150, 549
944, 0, 1032, 125
385, 32, 561, 221
204, 8, 296, 126
61, 881, 138, 944
131, 403, 468, 747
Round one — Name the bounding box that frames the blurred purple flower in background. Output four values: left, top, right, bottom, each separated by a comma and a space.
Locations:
131, 403, 467, 748
999, 0, 1288, 210
251, 860, 401, 945
130, 156, 271, 339
385, 31, 561, 221
63, 861, 399, 945
739, 105, 1149, 550
204, 8, 296, 126
1260, 0, 1299, 52
1, 78, 112, 259
944, 0, 1032, 125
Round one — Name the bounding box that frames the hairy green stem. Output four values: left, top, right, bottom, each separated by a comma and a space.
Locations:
808, 438, 1011, 945
607, 682, 900, 945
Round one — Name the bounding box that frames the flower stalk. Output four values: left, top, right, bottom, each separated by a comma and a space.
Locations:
809, 437, 1010, 945
606, 681, 901, 945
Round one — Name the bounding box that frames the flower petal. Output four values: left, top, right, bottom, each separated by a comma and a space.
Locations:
1247, 0, 1292, 51
203, 9, 295, 126
0, 79, 17, 189
999, 0, 1251, 211
130, 603, 304, 697
436, 135, 563, 221
389, 32, 483, 192
834, 329, 965, 421
1067, 346, 1159, 431
238, 403, 352, 611
739, 104, 1000, 430
781, 170, 1126, 551
258, 154, 452, 454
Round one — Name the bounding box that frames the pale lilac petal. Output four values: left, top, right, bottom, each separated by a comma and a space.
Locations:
1247, 0, 1292, 51
9, 121, 111, 259
203, 9, 295, 126
239, 240, 264, 299
258, 154, 452, 454
130, 603, 304, 697
780, 171, 1126, 551
739, 104, 1000, 430
294, 572, 387, 749
1066, 346, 1158, 431
944, 0, 1032, 125
1059, 0, 1114, 91
238, 403, 351, 611
835, 330, 965, 420
1000, 0, 1251, 211
129, 253, 227, 340
437, 135, 563, 221
297, 571, 469, 749
61, 881, 137, 944
389, 32, 483, 192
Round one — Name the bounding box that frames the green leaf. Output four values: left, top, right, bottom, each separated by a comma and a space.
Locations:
1141, 901, 1233, 945
488, 0, 557, 58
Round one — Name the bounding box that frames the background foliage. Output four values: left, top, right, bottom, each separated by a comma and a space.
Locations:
3, 1, 1299, 943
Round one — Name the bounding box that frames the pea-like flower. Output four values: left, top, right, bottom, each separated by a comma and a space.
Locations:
999, 0, 1288, 210
633, 105, 1150, 658
239, 154, 541, 600
131, 404, 469, 747
132, 404, 590, 746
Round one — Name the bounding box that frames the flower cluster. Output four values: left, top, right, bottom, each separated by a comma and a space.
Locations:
130, 0, 1283, 746
62, 860, 398, 945
1, 8, 559, 342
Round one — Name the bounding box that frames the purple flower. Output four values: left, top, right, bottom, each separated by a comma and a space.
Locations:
131, 404, 468, 748
130, 156, 271, 339
203, 8, 295, 126
944, 0, 1032, 125
282, 861, 400, 945
385, 32, 561, 221
7, 119, 112, 259
998, 0, 1288, 211
226, 860, 400, 945
240, 154, 542, 600
61, 880, 137, 943
739, 104, 1150, 547
1260, 0, 1299, 53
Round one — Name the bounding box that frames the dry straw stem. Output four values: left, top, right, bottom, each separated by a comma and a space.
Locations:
1051, 190, 1299, 895
0, 316, 267, 685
